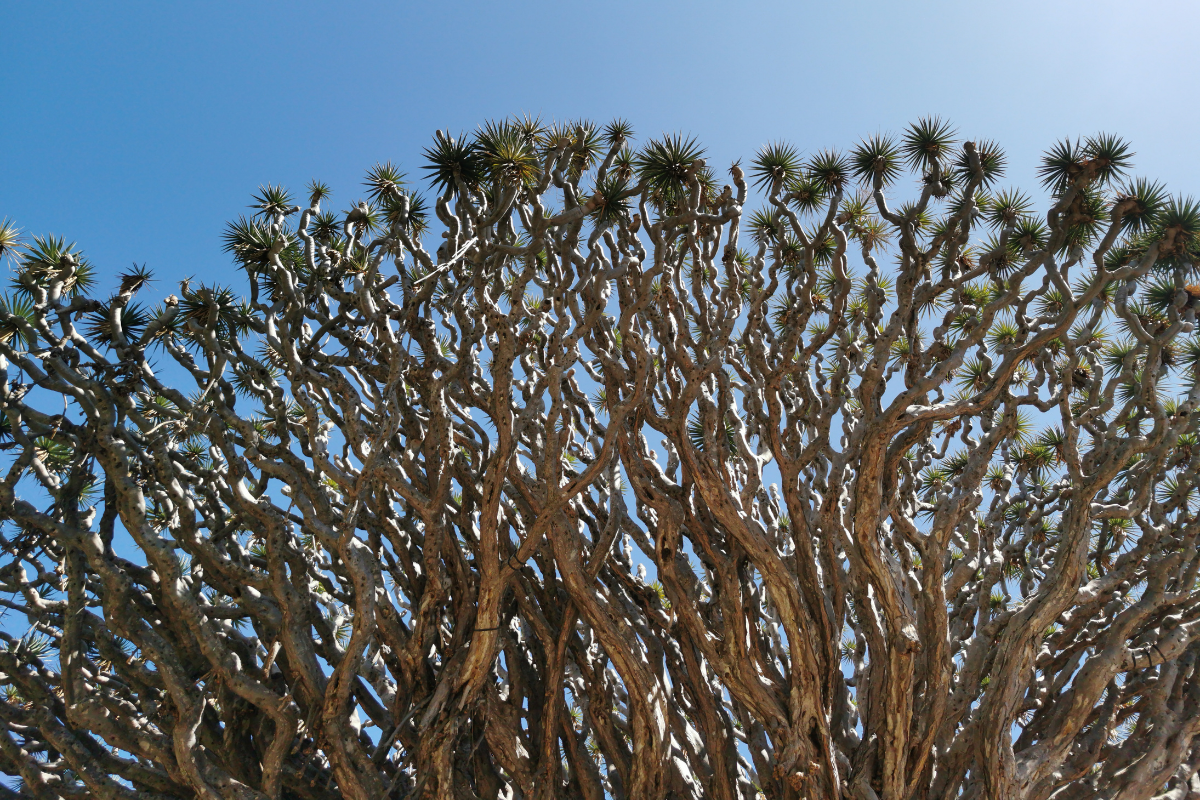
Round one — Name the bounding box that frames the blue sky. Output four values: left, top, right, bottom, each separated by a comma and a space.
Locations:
3, 0, 1198, 287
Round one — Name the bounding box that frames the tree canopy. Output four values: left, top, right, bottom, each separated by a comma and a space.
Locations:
0, 118, 1199, 800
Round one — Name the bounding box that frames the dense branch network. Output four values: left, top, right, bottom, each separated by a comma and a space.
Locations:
0, 118, 1198, 800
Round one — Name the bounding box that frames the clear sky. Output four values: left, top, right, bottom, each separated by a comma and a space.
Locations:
3, 0, 1198, 288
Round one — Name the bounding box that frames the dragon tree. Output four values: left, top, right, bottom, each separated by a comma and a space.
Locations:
0, 117, 1198, 800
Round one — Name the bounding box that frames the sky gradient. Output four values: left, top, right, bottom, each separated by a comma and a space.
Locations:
3, 0, 1198, 288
